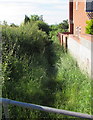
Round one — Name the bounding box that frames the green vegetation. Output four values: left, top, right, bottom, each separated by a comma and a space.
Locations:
24, 15, 50, 35
55, 53, 91, 114
24, 15, 43, 23
86, 19, 93, 35
49, 20, 68, 43
2, 15, 91, 119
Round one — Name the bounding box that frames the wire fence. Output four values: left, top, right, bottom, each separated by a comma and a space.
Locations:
0, 98, 93, 119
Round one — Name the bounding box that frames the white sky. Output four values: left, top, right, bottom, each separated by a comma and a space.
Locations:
0, 0, 69, 25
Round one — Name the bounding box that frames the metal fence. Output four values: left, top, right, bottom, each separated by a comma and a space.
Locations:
0, 98, 93, 119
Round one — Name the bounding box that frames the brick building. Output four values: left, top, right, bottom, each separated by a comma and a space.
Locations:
69, 0, 93, 35
58, 0, 93, 78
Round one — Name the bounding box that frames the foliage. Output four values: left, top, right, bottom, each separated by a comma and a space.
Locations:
49, 20, 69, 43
24, 15, 43, 24
24, 15, 30, 24
3, 21, 8, 26
58, 20, 69, 31
2, 18, 91, 119
55, 52, 91, 115
2, 22, 59, 119
86, 19, 93, 35
30, 15, 43, 21
10, 23, 18, 27
36, 21, 50, 34
24, 15, 50, 35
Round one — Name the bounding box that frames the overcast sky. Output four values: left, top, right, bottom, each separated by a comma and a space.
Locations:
0, 0, 69, 25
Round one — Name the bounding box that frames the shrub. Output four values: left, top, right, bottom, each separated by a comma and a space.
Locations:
2, 22, 59, 119
86, 19, 93, 35
36, 21, 50, 34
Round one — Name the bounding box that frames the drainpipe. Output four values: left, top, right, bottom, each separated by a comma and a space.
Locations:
69, 0, 74, 34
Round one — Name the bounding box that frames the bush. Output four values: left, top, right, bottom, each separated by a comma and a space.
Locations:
86, 19, 93, 35
36, 21, 50, 34
2, 22, 60, 119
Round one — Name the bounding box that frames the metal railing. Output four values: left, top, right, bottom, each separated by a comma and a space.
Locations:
0, 98, 93, 119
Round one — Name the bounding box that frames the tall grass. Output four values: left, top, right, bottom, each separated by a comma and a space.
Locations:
55, 52, 91, 114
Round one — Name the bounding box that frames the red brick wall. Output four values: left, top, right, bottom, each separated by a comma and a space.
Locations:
73, 1, 89, 35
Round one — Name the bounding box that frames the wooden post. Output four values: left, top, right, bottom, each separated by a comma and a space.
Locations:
61, 34, 63, 46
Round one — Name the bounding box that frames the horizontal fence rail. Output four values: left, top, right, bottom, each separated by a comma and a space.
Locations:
0, 98, 93, 119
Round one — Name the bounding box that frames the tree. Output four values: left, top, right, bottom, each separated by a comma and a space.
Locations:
58, 19, 69, 31
24, 15, 43, 24
3, 20, 8, 26
30, 15, 43, 21
24, 15, 30, 24
36, 21, 50, 34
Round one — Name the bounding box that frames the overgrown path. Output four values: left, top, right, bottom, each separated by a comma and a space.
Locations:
2, 21, 91, 119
